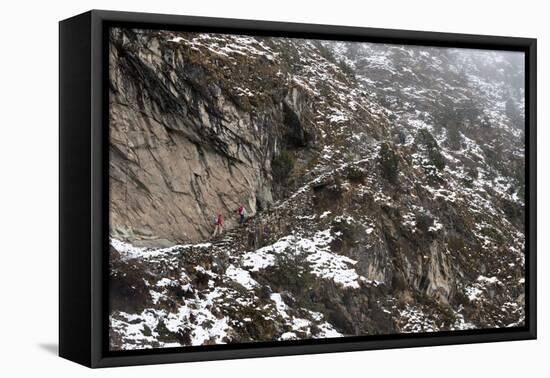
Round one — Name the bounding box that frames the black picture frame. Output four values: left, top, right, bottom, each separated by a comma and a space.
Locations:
59, 9, 537, 368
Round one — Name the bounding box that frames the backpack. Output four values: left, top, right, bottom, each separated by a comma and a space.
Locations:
213, 216, 218, 225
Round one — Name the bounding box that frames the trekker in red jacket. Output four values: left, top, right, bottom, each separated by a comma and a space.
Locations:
238, 205, 246, 225
212, 213, 224, 237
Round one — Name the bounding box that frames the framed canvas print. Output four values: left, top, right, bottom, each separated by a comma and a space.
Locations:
59, 10, 536, 368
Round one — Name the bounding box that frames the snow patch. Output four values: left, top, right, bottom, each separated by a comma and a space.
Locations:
243, 229, 364, 288
225, 265, 258, 290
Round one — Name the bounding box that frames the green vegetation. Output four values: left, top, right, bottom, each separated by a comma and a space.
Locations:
272, 150, 295, 183
331, 219, 358, 245
278, 43, 302, 68
345, 164, 367, 182
313, 41, 335, 63
446, 120, 462, 151
337, 59, 356, 81
501, 198, 524, 226
269, 248, 315, 296
459, 99, 482, 127
481, 115, 492, 129
415, 212, 433, 234
436, 302, 458, 327
430, 150, 446, 171
417, 128, 446, 171
378, 142, 399, 183
505, 98, 522, 128
453, 289, 470, 307
417, 128, 437, 149
142, 324, 152, 337
446, 235, 466, 252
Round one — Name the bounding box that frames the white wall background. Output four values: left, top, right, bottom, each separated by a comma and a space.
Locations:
0, 0, 546, 375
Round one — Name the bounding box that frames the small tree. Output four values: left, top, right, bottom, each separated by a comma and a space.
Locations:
270, 246, 314, 296
337, 59, 355, 81
417, 129, 445, 171
446, 120, 462, 150
505, 98, 523, 129
460, 99, 481, 127
505, 98, 518, 121
313, 41, 335, 63
346, 164, 366, 182
378, 142, 399, 183
272, 150, 294, 184
481, 115, 491, 129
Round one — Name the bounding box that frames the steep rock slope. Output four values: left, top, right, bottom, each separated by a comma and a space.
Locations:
109, 29, 525, 350
110, 29, 311, 244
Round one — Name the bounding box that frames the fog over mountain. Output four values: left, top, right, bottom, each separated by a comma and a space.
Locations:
108, 28, 525, 350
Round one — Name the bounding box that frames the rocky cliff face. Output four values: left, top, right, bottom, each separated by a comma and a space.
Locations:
108, 28, 525, 350
109, 29, 309, 244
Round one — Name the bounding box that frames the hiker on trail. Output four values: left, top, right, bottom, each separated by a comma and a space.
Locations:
238, 204, 246, 225
212, 213, 224, 237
